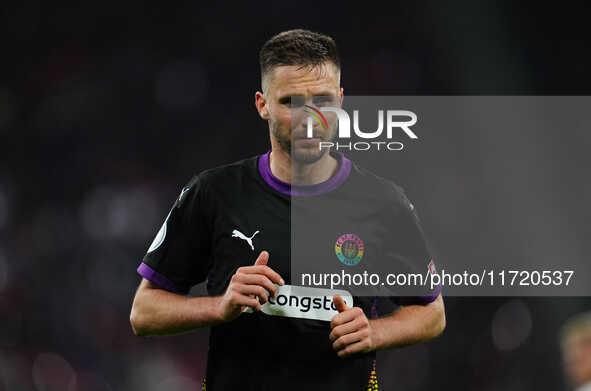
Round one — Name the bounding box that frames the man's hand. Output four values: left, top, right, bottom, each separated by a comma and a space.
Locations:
329, 295, 375, 358
216, 250, 285, 323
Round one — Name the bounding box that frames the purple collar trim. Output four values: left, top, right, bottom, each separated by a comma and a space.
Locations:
258, 151, 351, 196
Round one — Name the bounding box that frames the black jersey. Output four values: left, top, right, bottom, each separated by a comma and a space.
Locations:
137, 151, 440, 391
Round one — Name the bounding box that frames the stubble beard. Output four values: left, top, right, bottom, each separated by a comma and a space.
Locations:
271, 118, 336, 164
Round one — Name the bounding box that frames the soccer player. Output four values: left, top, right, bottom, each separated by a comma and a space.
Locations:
130, 29, 445, 390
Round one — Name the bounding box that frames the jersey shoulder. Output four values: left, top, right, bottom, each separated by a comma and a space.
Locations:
347, 158, 414, 211
172, 155, 260, 215
187, 155, 259, 194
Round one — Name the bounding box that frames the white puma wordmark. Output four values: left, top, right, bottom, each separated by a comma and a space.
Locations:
231, 229, 259, 251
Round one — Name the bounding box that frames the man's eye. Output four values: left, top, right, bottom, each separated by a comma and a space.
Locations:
314, 96, 336, 106
292, 97, 304, 107
281, 97, 304, 108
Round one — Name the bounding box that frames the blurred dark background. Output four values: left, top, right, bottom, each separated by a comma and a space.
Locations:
1, 1, 590, 390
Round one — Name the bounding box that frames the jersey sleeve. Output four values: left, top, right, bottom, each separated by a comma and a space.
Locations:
137, 174, 213, 294
386, 185, 442, 306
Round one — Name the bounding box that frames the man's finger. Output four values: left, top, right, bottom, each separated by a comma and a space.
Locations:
236, 284, 269, 304
239, 264, 284, 286
254, 250, 269, 266
332, 329, 365, 351
331, 307, 361, 329
333, 295, 349, 313
234, 274, 278, 298
337, 339, 371, 358
329, 317, 365, 341
236, 295, 262, 312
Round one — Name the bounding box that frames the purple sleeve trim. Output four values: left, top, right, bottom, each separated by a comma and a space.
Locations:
391, 283, 442, 306
421, 282, 443, 303
137, 262, 183, 293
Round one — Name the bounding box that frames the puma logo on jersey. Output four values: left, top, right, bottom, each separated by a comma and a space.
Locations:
231, 229, 259, 250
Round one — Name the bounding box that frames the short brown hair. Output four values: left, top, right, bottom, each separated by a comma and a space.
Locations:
259, 29, 340, 90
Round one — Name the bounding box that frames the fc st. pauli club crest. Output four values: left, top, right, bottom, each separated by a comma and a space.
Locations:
334, 233, 364, 266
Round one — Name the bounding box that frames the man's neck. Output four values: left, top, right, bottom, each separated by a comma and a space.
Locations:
269, 148, 339, 185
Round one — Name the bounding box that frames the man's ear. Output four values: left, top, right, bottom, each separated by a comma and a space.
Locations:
339, 87, 344, 105
255, 91, 270, 120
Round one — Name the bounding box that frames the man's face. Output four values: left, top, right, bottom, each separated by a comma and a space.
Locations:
257, 62, 343, 163
563, 332, 591, 387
